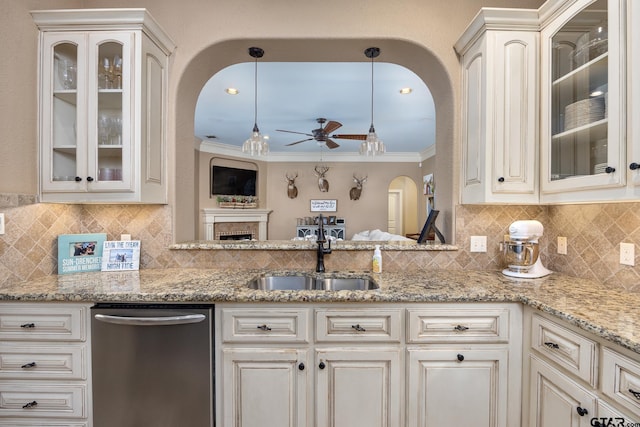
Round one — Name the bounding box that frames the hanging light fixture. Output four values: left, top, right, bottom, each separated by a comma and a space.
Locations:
242, 47, 269, 156
360, 47, 385, 156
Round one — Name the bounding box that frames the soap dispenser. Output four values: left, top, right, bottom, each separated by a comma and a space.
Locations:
372, 245, 382, 273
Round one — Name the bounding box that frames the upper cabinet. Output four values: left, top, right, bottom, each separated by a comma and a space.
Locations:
458, 0, 638, 205
540, 0, 628, 203
31, 9, 175, 203
455, 11, 539, 204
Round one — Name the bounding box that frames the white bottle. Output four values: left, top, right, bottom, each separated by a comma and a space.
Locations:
372, 245, 382, 273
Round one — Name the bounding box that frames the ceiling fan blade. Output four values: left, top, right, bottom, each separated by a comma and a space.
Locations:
285, 138, 313, 146
325, 139, 340, 149
276, 129, 313, 137
322, 121, 342, 134
331, 134, 368, 141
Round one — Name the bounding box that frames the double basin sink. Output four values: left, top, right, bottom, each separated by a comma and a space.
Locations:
247, 274, 379, 291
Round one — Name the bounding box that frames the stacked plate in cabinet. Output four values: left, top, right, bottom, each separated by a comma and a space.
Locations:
564, 96, 605, 131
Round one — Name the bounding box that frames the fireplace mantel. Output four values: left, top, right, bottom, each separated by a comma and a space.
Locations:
202, 208, 272, 240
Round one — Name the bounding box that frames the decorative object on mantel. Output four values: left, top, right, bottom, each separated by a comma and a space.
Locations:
216, 195, 258, 209
314, 165, 330, 192
241, 47, 269, 157
285, 172, 298, 199
349, 174, 368, 200
360, 47, 385, 156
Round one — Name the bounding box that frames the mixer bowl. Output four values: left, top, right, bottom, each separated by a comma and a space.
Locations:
503, 241, 539, 271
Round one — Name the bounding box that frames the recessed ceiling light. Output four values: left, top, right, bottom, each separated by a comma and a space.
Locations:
225, 88, 239, 95
399, 87, 412, 95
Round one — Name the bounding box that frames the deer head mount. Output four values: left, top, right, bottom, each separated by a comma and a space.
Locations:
349, 174, 368, 200
314, 166, 330, 192
285, 172, 298, 199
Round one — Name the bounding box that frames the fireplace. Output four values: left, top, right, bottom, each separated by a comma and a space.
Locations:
202, 209, 272, 241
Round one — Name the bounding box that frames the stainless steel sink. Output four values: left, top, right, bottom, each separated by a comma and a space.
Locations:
247, 275, 379, 291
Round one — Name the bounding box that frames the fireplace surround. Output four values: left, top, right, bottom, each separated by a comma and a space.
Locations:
202, 208, 272, 240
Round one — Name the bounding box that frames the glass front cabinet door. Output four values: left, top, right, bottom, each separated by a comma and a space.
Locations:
33, 10, 175, 203
540, 0, 626, 202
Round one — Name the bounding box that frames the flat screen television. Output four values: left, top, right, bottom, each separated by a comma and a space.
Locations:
211, 165, 257, 196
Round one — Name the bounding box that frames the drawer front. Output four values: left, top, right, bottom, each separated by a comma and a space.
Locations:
0, 422, 87, 426
407, 306, 510, 343
0, 343, 86, 380
221, 308, 309, 343
0, 304, 87, 342
530, 314, 597, 386
315, 308, 402, 342
602, 347, 640, 418
0, 382, 86, 418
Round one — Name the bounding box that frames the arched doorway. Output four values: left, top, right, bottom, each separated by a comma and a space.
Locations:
173, 39, 454, 242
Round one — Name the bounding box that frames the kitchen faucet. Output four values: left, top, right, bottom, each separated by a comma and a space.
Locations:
316, 214, 332, 272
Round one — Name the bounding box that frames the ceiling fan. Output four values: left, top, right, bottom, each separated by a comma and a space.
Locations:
276, 118, 367, 149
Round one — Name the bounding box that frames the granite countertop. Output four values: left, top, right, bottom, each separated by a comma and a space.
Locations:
169, 240, 458, 251
1, 268, 638, 354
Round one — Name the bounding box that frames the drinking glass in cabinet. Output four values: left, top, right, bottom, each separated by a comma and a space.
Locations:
58, 60, 76, 90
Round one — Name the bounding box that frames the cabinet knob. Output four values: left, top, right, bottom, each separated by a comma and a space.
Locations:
86, 176, 94, 182
498, 177, 505, 183
74, 176, 82, 182
22, 401, 38, 409
576, 406, 588, 416
630, 163, 640, 171
298, 362, 305, 371
457, 354, 464, 362
605, 166, 616, 174
319, 361, 326, 370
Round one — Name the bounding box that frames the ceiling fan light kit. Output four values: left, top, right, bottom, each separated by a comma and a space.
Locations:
361, 47, 385, 156
242, 47, 269, 157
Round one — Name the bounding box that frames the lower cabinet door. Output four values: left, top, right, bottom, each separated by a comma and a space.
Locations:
407, 347, 510, 427
221, 348, 310, 427
315, 347, 403, 427
529, 355, 597, 427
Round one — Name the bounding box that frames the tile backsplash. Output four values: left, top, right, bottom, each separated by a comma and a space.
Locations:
1, 198, 639, 292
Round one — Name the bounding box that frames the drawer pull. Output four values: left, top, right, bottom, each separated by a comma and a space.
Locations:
454, 325, 469, 332
20, 323, 36, 328
576, 406, 588, 416
257, 324, 272, 331
21, 362, 37, 369
351, 324, 366, 332
22, 400, 38, 409
544, 341, 560, 349
629, 389, 640, 400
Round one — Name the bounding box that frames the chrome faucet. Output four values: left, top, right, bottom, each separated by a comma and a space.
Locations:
316, 214, 332, 272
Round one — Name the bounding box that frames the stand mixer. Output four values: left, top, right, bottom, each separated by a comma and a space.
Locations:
502, 220, 552, 279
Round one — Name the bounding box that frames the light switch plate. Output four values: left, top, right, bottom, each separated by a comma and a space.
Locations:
620, 242, 635, 266
470, 236, 487, 253
0, 213, 4, 235
557, 236, 567, 255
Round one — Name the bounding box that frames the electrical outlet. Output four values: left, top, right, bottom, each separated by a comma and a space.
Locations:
0, 213, 4, 235
557, 236, 567, 255
620, 242, 635, 266
470, 235, 487, 253
121, 234, 131, 241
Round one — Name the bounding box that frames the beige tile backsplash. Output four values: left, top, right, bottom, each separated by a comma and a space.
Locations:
1, 200, 639, 292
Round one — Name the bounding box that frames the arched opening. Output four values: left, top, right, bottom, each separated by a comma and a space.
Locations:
173, 39, 455, 243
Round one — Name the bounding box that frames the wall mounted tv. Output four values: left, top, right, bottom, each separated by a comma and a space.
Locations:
211, 166, 257, 196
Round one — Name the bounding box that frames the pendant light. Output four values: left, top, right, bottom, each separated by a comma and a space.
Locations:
242, 47, 269, 156
360, 47, 385, 156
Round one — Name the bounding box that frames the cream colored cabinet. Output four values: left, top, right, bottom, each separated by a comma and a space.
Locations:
32, 9, 174, 203
455, 11, 539, 204
406, 304, 522, 427
540, 0, 628, 203
0, 303, 92, 427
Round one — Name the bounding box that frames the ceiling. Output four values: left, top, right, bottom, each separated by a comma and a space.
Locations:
194, 60, 436, 159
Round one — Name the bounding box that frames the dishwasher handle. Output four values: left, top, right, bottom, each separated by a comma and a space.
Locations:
94, 313, 206, 326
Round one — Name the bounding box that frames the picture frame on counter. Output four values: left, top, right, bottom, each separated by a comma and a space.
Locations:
101, 240, 141, 272
57, 233, 107, 275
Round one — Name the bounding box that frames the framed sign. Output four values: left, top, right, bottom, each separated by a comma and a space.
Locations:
310, 199, 337, 212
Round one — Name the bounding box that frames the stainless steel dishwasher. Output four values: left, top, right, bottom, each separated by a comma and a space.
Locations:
91, 303, 214, 427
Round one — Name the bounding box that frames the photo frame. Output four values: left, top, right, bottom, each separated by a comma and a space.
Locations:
57, 233, 107, 275
101, 240, 141, 271
328, 215, 337, 225
417, 210, 445, 244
